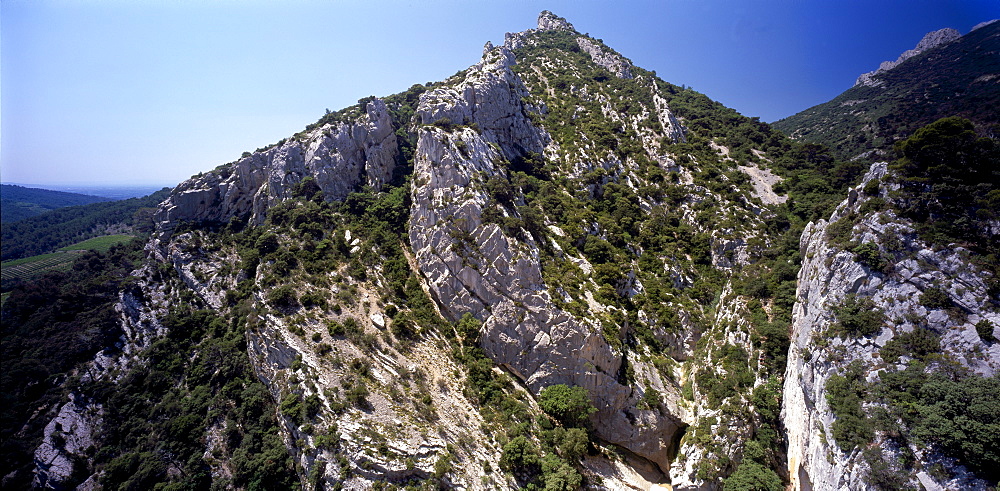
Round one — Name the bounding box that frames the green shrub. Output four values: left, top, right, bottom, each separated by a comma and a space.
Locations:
280, 393, 304, 425
723, 460, 783, 491
500, 436, 540, 472
327, 320, 345, 337
267, 285, 297, 308
863, 178, 881, 196
831, 294, 884, 337
880, 367, 1000, 482
433, 451, 453, 478
300, 290, 327, 309
538, 385, 596, 428
825, 362, 873, 451
976, 320, 996, 342
919, 287, 951, 310
539, 453, 582, 491
852, 242, 887, 272
825, 215, 857, 247
556, 428, 589, 462
345, 380, 369, 408
880, 328, 940, 363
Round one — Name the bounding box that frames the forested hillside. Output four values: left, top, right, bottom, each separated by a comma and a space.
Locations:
1, 188, 169, 261
0, 184, 111, 223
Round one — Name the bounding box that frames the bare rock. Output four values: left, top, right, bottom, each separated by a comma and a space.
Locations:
155, 98, 398, 234
537, 10, 574, 31
577, 37, 634, 79
783, 162, 999, 490
855, 28, 961, 87
32, 395, 103, 490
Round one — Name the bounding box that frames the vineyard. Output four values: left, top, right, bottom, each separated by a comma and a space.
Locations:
57, 234, 134, 253
1, 252, 82, 283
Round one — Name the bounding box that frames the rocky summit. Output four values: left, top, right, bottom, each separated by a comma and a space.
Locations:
5, 10, 998, 491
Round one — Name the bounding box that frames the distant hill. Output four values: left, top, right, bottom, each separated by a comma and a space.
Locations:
0, 187, 171, 261
1, 184, 112, 223
773, 20, 1000, 162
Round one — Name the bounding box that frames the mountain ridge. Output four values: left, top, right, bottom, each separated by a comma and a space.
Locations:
773, 20, 1000, 162
4, 11, 998, 491
854, 27, 961, 88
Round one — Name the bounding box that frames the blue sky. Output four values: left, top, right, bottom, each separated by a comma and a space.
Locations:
2, 0, 997, 187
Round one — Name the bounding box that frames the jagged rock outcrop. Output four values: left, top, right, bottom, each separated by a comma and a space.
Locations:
854, 28, 961, 87
783, 163, 1000, 490
577, 37, 634, 79
34, 10, 988, 491
32, 394, 103, 490
408, 40, 686, 473
537, 10, 574, 32
154, 98, 398, 233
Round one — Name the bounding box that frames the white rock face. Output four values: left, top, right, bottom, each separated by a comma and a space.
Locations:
782, 163, 999, 490
155, 98, 398, 232
32, 395, 103, 489
537, 10, 574, 31
408, 41, 685, 473
577, 37, 634, 79
855, 28, 961, 87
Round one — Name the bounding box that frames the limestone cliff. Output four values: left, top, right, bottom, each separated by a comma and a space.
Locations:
407, 38, 685, 473
783, 163, 999, 490
154, 98, 398, 232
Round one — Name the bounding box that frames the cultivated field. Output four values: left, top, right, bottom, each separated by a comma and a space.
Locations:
1, 234, 135, 284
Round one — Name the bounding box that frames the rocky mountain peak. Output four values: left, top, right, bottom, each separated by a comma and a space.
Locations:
537, 10, 574, 31
914, 27, 961, 51
971, 19, 999, 32
855, 27, 962, 87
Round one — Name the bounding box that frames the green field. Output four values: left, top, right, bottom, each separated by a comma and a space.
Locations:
2, 234, 136, 284
57, 234, 135, 253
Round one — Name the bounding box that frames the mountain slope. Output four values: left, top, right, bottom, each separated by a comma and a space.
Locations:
772, 20, 1000, 162
0, 184, 111, 223
784, 119, 1000, 489
8, 11, 998, 491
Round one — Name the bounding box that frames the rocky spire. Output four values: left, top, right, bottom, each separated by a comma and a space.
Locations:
537, 10, 574, 31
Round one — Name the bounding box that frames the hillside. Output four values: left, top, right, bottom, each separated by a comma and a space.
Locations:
772, 20, 1000, 162
3, 11, 997, 491
0, 184, 111, 223
0, 188, 170, 261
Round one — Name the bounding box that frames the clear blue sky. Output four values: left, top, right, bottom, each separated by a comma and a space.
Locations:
3, 0, 997, 187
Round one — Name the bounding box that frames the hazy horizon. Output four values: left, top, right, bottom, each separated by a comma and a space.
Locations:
3, 0, 997, 187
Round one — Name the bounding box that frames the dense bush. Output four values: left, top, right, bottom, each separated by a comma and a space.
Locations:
880, 367, 1000, 482
831, 294, 885, 337
538, 385, 596, 429
890, 117, 999, 251
93, 308, 296, 489
0, 241, 147, 487
918, 287, 951, 310
1, 188, 170, 261
826, 361, 873, 451
880, 328, 940, 363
